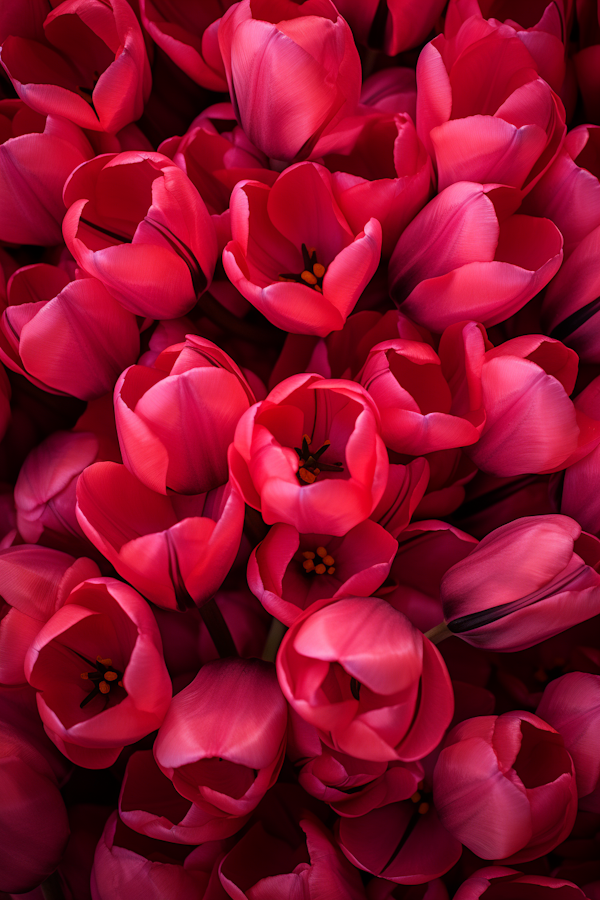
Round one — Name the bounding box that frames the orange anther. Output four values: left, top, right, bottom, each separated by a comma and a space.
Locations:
80, 672, 88, 680
323, 555, 335, 566
303, 551, 316, 560
99, 681, 110, 694
315, 563, 326, 575
411, 792, 421, 803
418, 802, 430, 815
316, 547, 327, 558
301, 270, 318, 285
104, 671, 118, 681
303, 560, 315, 572
303, 434, 312, 445
313, 263, 325, 278
298, 467, 316, 484
327, 566, 335, 574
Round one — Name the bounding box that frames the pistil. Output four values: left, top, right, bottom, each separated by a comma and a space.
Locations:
295, 434, 343, 484
279, 244, 326, 293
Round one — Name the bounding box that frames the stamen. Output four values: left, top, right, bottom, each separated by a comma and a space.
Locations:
279, 244, 327, 292
301, 546, 336, 576
418, 802, 430, 815
411, 792, 421, 803
79, 652, 125, 708
294, 437, 343, 485
99, 681, 110, 694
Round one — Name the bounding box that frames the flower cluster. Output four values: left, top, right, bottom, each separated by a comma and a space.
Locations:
1, 0, 600, 898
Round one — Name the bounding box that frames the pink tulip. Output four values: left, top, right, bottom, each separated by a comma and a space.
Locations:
76, 463, 244, 611
62, 151, 218, 320
334, 0, 447, 55
91, 811, 228, 900
0, 100, 93, 245
524, 125, 600, 259
433, 712, 578, 862
453, 867, 589, 900
154, 659, 287, 828
0, 362, 9, 445
416, 14, 565, 193
140, 0, 232, 92
277, 595, 454, 762
0, 684, 71, 893
15, 430, 100, 553
360, 68, 418, 121
0, 545, 99, 684
24, 577, 172, 768
248, 519, 398, 626
445, 0, 572, 91
0, 0, 151, 133
120, 750, 247, 844
328, 112, 434, 259
357, 336, 485, 455
537, 673, 600, 811
160, 103, 277, 216
389, 182, 563, 331
0, 265, 140, 400
467, 334, 598, 477
219, 808, 367, 900
228, 373, 388, 536
337, 793, 463, 885
441, 515, 600, 650
218, 0, 362, 162
115, 335, 255, 495
223, 162, 382, 336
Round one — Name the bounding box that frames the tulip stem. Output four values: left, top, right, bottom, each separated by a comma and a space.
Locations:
262, 617, 287, 663
424, 621, 453, 645
199, 598, 238, 658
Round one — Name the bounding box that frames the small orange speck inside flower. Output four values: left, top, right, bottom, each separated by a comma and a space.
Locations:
411, 792, 421, 803
279, 245, 327, 292
418, 802, 430, 815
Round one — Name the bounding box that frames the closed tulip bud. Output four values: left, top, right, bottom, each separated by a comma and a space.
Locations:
433, 712, 578, 863
440, 515, 600, 651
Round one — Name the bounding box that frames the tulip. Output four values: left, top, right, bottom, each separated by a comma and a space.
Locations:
140, 0, 231, 92
219, 807, 367, 899
558, 375, 600, 534
218, 0, 362, 162
440, 515, 600, 651
62, 151, 218, 320
248, 519, 398, 626
453, 867, 589, 900
228, 373, 389, 536
0, 545, 99, 684
115, 335, 255, 495
467, 334, 597, 477
537, 673, 600, 811
0, 0, 151, 133
277, 595, 454, 762
389, 182, 563, 332
337, 792, 463, 884
223, 162, 382, 336
15, 430, 100, 553
120, 750, 247, 844
524, 125, 600, 259
0, 265, 140, 401
0, 685, 71, 893
24, 577, 172, 768
154, 659, 287, 828
76, 463, 244, 611
0, 100, 93, 245
416, 14, 565, 193
160, 103, 277, 216
370, 459, 430, 539
92, 811, 228, 900
329, 112, 434, 259
433, 712, 578, 862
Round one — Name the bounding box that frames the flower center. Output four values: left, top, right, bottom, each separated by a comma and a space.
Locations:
302, 546, 336, 575
279, 244, 326, 293
409, 781, 431, 816
78, 652, 124, 708
295, 434, 344, 484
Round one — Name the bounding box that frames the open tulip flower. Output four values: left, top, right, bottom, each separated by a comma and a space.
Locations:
223, 162, 382, 336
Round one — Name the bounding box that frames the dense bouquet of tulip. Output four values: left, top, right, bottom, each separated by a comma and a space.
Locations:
2, 0, 600, 897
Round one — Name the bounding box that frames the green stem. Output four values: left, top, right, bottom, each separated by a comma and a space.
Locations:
199, 598, 238, 658
424, 621, 453, 645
